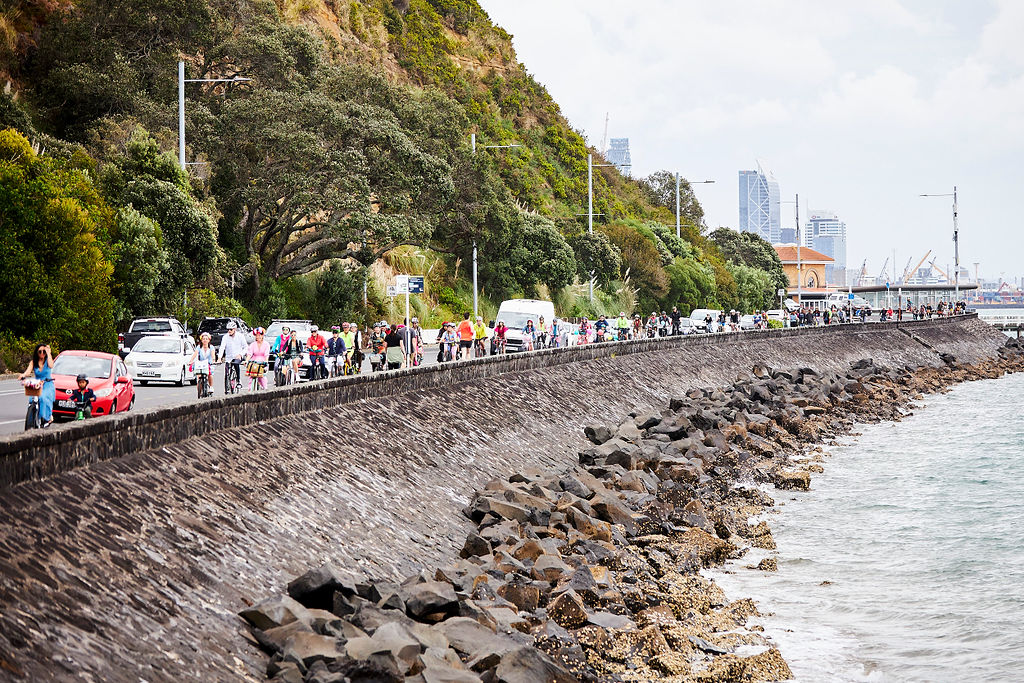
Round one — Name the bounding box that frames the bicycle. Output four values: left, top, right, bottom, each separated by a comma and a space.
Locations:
193, 359, 213, 399
494, 337, 507, 355
474, 338, 486, 358
224, 359, 242, 394
23, 379, 42, 431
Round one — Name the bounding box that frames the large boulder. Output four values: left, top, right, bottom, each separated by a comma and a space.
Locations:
403, 581, 459, 621
494, 647, 578, 683
287, 564, 358, 612
240, 595, 311, 631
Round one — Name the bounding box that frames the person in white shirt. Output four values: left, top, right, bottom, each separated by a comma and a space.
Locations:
218, 322, 248, 392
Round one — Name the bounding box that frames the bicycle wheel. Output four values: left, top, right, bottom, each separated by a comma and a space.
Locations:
25, 401, 38, 430
197, 373, 206, 399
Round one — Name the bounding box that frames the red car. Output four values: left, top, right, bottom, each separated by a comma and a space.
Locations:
51, 350, 136, 420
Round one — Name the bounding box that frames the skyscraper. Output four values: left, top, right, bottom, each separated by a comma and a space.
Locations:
606, 138, 631, 176
738, 164, 780, 243
805, 210, 848, 285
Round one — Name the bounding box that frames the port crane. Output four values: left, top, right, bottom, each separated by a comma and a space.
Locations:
903, 251, 932, 284
898, 256, 914, 283
875, 257, 890, 284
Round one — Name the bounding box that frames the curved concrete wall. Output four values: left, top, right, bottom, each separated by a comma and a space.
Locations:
0, 316, 1005, 682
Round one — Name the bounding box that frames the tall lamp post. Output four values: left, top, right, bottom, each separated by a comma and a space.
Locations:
582, 153, 619, 302
920, 187, 959, 302
675, 174, 715, 239
178, 61, 250, 168
470, 134, 521, 317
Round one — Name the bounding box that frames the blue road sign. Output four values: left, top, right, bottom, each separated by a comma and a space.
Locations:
408, 276, 425, 294
848, 292, 855, 300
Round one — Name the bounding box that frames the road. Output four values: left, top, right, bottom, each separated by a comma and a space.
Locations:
0, 349, 449, 437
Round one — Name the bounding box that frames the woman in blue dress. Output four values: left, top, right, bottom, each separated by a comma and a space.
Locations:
20, 343, 55, 427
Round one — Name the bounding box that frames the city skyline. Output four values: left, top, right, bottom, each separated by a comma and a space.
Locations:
480, 0, 1024, 281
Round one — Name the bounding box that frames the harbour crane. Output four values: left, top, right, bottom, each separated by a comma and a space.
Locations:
857, 259, 868, 285
929, 259, 950, 283
898, 256, 914, 283
905, 250, 932, 284
876, 257, 890, 284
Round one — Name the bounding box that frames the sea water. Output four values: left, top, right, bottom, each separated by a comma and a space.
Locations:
710, 371, 1024, 682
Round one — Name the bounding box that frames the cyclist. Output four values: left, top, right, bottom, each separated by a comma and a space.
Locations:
306, 324, 328, 380
594, 314, 609, 342
473, 316, 488, 357
457, 312, 474, 361
218, 321, 247, 392
410, 317, 424, 365
246, 327, 271, 390
522, 320, 537, 351
670, 306, 682, 335
577, 317, 590, 345
273, 325, 302, 384
493, 319, 508, 354
439, 322, 459, 362
615, 312, 630, 341
189, 331, 216, 397
350, 322, 365, 372
370, 322, 387, 371
70, 374, 96, 419
550, 317, 562, 348
536, 316, 549, 349
327, 325, 346, 376
384, 323, 405, 370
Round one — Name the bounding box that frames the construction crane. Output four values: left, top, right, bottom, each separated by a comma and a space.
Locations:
857, 259, 868, 285
876, 257, 890, 284
905, 250, 932, 284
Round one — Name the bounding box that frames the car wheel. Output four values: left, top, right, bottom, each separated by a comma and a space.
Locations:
111, 399, 117, 414
128, 395, 135, 411
139, 380, 148, 386
176, 368, 185, 387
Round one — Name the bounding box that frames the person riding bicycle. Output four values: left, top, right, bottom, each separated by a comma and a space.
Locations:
370, 322, 387, 362
473, 316, 488, 357
306, 325, 328, 379
457, 313, 475, 361
246, 327, 271, 389
615, 312, 630, 341
410, 317, 424, 365
439, 322, 459, 362
70, 374, 96, 419
189, 331, 216, 397
536, 316, 549, 349
670, 306, 682, 335
493, 319, 508, 354
273, 325, 302, 384
645, 313, 658, 337
522, 320, 537, 351
594, 314, 609, 342
577, 317, 590, 344
327, 325, 346, 376
550, 317, 562, 348
218, 321, 248, 391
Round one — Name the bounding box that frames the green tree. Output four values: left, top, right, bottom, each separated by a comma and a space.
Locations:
727, 261, 775, 312
709, 227, 788, 298
639, 170, 705, 230
599, 223, 669, 312
0, 128, 116, 350
110, 207, 167, 319
664, 257, 715, 313
569, 231, 621, 287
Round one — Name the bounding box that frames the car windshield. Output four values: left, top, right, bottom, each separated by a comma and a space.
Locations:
198, 318, 230, 332
131, 320, 172, 332
496, 312, 538, 330
133, 337, 181, 354
53, 355, 112, 379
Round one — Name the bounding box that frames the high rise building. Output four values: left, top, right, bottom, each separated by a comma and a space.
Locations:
606, 138, 631, 176
738, 165, 780, 243
805, 210, 848, 286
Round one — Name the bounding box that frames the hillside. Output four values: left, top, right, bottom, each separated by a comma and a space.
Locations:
0, 0, 786, 356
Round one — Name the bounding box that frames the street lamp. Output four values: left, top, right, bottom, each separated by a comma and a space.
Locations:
470, 133, 521, 317
178, 61, 250, 168
782, 195, 802, 304
583, 153, 618, 302
675, 174, 715, 239
920, 187, 959, 302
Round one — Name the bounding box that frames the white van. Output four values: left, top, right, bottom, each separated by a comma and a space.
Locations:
689, 308, 722, 332
494, 299, 556, 352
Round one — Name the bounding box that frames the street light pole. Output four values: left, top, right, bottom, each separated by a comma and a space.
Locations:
177, 60, 250, 169
470, 135, 520, 314
674, 175, 715, 239
795, 193, 801, 305
472, 240, 478, 318
920, 186, 960, 302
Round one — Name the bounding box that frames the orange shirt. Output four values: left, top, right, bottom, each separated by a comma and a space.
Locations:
458, 320, 474, 341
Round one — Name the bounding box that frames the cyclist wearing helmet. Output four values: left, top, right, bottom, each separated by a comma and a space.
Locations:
493, 319, 508, 354
307, 324, 328, 380
473, 316, 488, 357
578, 317, 590, 345
70, 374, 96, 419
370, 322, 387, 371
327, 325, 346, 376
246, 327, 271, 389
272, 325, 302, 385
189, 331, 216, 397
439, 322, 459, 362
218, 321, 247, 392
615, 312, 630, 340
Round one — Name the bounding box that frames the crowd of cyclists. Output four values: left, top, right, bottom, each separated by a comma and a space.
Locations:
179, 298, 971, 398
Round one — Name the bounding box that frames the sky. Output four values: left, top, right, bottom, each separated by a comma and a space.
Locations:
479, 0, 1024, 284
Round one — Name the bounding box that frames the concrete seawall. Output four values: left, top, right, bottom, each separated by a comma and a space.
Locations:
0, 316, 1005, 681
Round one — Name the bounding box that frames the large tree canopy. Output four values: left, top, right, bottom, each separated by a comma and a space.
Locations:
709, 227, 788, 300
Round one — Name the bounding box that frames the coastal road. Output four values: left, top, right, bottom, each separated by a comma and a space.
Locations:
0, 348, 449, 437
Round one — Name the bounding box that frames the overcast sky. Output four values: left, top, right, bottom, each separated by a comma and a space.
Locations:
479, 0, 1024, 283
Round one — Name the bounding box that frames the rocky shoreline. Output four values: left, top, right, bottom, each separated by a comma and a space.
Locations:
239, 337, 1024, 683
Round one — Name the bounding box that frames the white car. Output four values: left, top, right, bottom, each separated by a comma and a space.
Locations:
125, 336, 197, 386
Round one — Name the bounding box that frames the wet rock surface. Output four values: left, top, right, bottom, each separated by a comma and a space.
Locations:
244, 338, 1024, 682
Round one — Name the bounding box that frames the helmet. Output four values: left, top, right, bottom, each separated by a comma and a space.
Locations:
76, 373, 88, 384
411, 317, 419, 323
226, 321, 237, 330
331, 325, 340, 332
310, 325, 318, 332
497, 319, 504, 326
282, 325, 291, 333
619, 312, 625, 317
200, 331, 211, 340
373, 321, 382, 328
253, 327, 265, 335
341, 322, 350, 327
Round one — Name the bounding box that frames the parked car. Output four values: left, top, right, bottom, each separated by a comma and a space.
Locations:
196, 317, 253, 348
119, 317, 190, 358
51, 350, 135, 419
678, 318, 698, 335
689, 309, 722, 332
739, 315, 758, 330
124, 336, 197, 386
